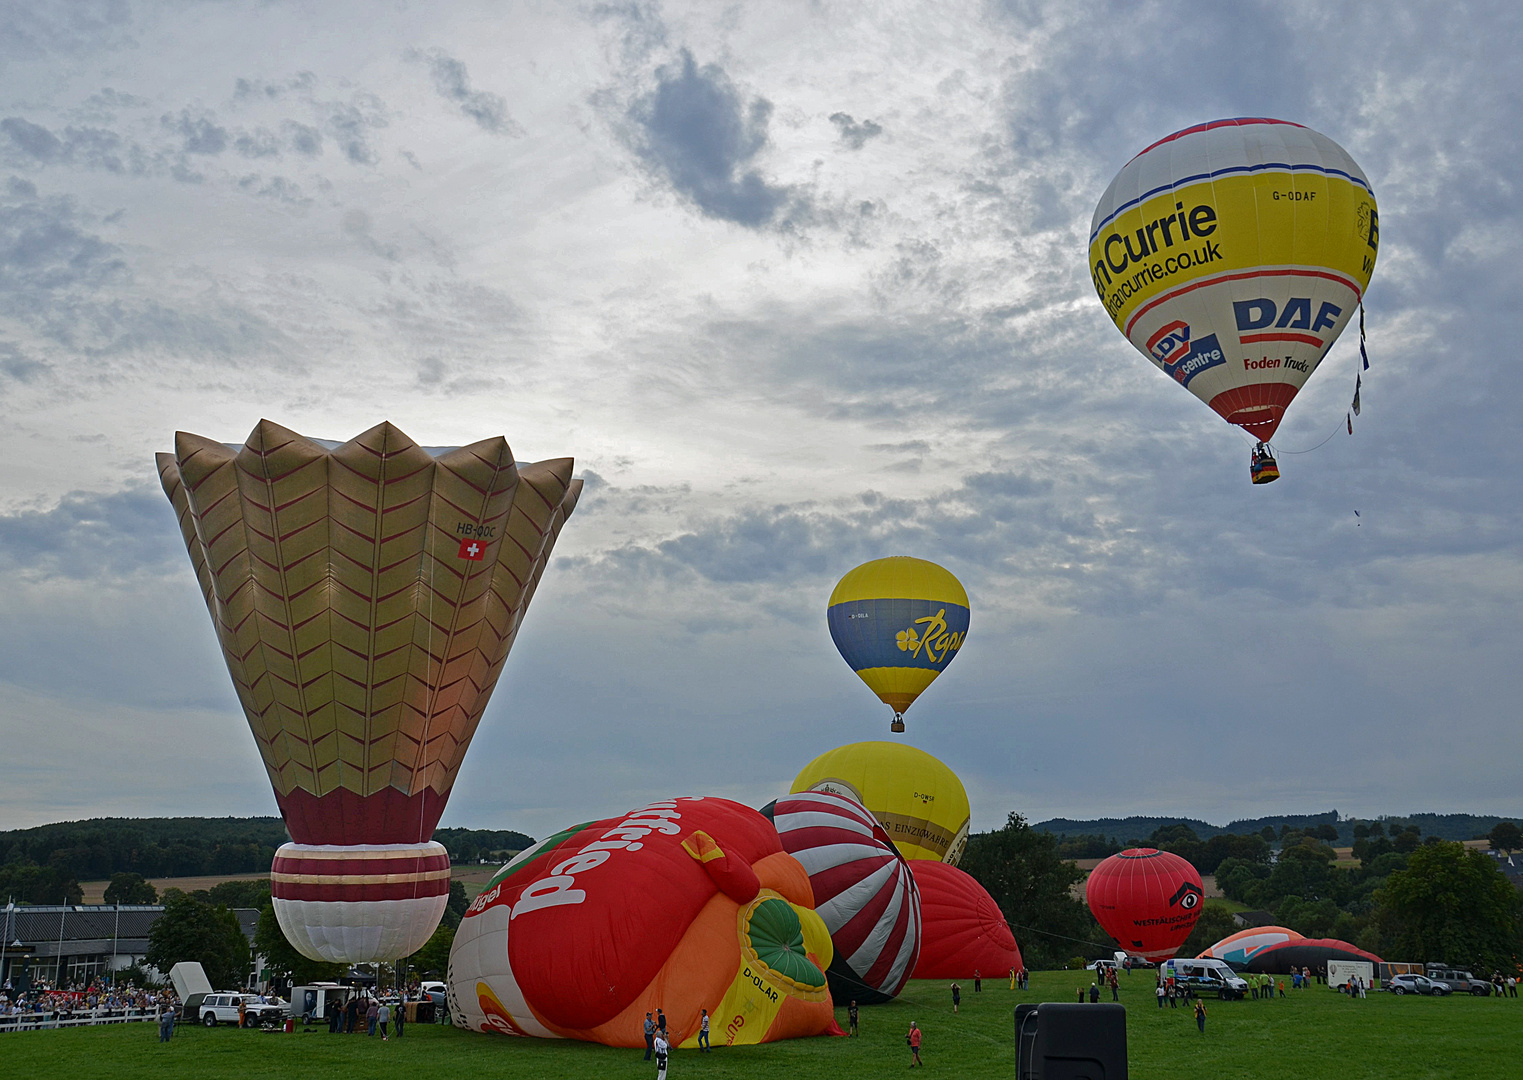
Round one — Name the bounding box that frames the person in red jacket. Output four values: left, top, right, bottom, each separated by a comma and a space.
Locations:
908, 1021, 923, 1066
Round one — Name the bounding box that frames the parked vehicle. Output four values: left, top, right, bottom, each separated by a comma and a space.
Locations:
199, 992, 285, 1027
1157, 958, 1250, 1000
1384, 974, 1450, 997
290, 983, 353, 1023
1086, 959, 1119, 975
1424, 965, 1493, 996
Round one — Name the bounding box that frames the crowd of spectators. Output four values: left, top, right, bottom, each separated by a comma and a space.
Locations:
0, 978, 178, 1027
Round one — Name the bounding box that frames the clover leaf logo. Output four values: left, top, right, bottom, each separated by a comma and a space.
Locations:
896, 627, 921, 653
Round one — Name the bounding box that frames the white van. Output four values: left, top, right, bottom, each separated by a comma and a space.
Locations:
1158, 958, 1249, 1000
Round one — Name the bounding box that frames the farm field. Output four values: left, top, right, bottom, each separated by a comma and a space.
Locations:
4, 970, 1515, 1080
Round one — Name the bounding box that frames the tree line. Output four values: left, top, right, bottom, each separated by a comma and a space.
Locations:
959, 813, 1523, 975
0, 817, 534, 906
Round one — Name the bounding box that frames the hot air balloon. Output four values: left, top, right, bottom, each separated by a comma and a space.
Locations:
1198, 925, 1303, 967
908, 860, 1022, 981
157, 420, 581, 963
1089, 118, 1380, 482
761, 789, 921, 1004
791, 742, 971, 865
1240, 938, 1381, 975
828, 557, 968, 731
447, 797, 840, 1047
1085, 849, 1203, 962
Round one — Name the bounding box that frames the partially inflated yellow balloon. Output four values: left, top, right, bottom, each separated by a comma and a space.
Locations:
791, 742, 971, 865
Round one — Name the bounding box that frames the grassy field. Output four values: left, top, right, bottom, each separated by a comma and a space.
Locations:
4, 970, 1515, 1079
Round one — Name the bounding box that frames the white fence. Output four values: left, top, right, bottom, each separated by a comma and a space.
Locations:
0, 1007, 163, 1032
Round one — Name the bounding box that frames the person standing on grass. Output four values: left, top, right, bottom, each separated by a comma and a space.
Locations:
366, 997, 379, 1037
951, 982, 960, 1013
974, 969, 981, 993
848, 999, 859, 1036
643, 1013, 656, 1060
653, 1031, 669, 1080
657, 1007, 667, 1040
1194, 998, 1207, 1034
1010, 967, 1017, 990
395, 992, 405, 1038
698, 1008, 710, 1051
1156, 981, 1165, 1008
1089, 981, 1100, 1004
907, 1021, 923, 1067
378, 1002, 390, 1041
158, 1004, 174, 1042
1110, 972, 1119, 1002
1509, 975, 1517, 998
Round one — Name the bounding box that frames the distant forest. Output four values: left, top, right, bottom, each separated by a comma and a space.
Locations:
0, 817, 535, 904
1036, 811, 1510, 857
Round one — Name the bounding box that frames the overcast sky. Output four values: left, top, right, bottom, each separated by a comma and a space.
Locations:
2, 1, 1520, 840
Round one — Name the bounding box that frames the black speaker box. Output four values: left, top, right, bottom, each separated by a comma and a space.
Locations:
1014, 1002, 1127, 1080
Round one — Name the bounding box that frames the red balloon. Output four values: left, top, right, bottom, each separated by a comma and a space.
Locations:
1086, 848, 1203, 961
908, 860, 1022, 980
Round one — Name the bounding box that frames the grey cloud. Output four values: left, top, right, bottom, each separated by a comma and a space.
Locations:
283, 121, 322, 157
237, 173, 309, 206
232, 72, 317, 101
1, 117, 132, 173
411, 49, 523, 136
0, 486, 180, 582
0, 192, 127, 307
628, 50, 799, 228
0, 0, 135, 62
829, 112, 882, 150
325, 97, 387, 165
234, 127, 281, 158
0, 341, 48, 382
341, 208, 398, 259
163, 109, 228, 155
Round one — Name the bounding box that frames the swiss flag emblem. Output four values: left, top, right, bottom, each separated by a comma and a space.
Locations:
457, 538, 486, 561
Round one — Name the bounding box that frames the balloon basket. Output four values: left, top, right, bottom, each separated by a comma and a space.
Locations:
1250, 444, 1280, 485
890, 715, 905, 733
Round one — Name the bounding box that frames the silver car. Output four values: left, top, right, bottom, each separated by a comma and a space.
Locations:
1385, 974, 1449, 997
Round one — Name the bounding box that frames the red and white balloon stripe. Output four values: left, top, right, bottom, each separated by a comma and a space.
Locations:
769, 790, 920, 1002
272, 841, 451, 963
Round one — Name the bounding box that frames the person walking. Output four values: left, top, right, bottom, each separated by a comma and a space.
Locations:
974, 970, 981, 993
366, 997, 379, 1037
951, 982, 960, 1014
1509, 975, 1517, 998
653, 1031, 669, 1080
1278, 979, 1286, 999
378, 1002, 390, 1041
1194, 998, 1207, 1035
643, 1013, 656, 1060
848, 1000, 859, 1036
907, 1021, 923, 1067
698, 1008, 710, 1051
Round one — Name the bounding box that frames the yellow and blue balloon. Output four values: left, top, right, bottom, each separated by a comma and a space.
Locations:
827, 556, 968, 732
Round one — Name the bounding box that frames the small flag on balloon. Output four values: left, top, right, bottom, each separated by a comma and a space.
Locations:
1354, 510, 1361, 526
457, 538, 486, 561
1347, 412, 1353, 435
1352, 374, 1362, 416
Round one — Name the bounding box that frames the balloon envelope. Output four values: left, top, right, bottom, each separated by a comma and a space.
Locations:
909, 860, 1021, 980
763, 789, 921, 1004
158, 419, 581, 962
1085, 848, 1203, 962
791, 741, 971, 864
827, 557, 968, 720
1090, 118, 1379, 442
1241, 938, 1382, 975
447, 797, 839, 1047
1198, 925, 1303, 967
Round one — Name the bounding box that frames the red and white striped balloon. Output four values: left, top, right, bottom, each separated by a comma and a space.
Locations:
767, 790, 920, 1003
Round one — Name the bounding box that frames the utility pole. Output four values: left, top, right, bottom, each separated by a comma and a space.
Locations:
111, 903, 121, 987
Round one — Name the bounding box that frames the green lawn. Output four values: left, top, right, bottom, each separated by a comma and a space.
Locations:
4, 971, 1515, 1079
